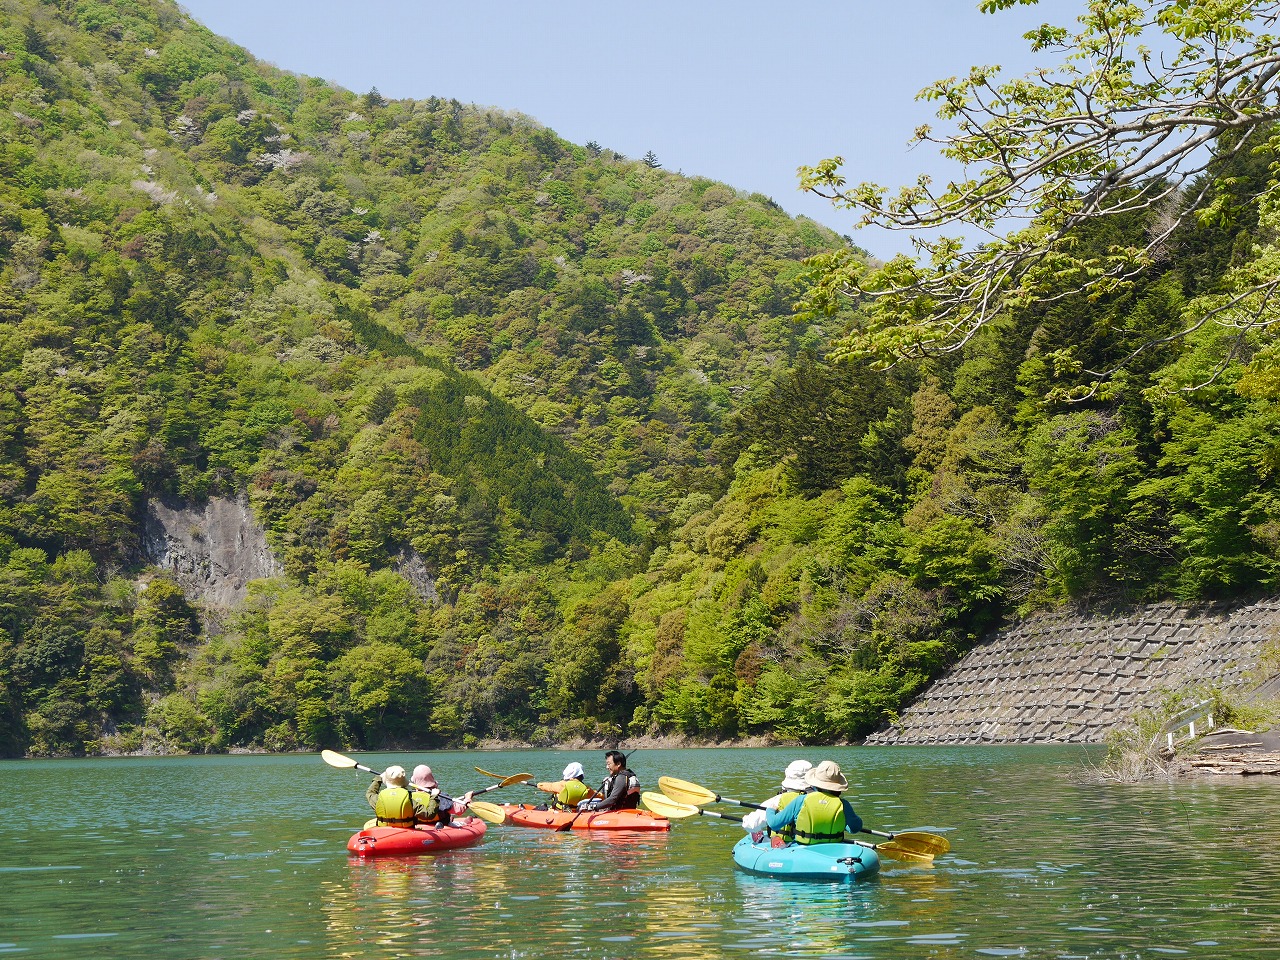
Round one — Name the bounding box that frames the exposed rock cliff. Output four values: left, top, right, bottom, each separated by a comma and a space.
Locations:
141, 496, 282, 609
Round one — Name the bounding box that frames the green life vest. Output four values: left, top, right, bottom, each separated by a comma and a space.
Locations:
557, 779, 594, 808
374, 786, 416, 827
795, 792, 846, 845
773, 790, 804, 840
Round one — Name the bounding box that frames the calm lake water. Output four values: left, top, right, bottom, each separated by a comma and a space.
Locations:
1, 746, 1277, 959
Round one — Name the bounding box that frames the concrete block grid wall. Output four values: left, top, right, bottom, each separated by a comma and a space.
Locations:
865, 599, 1280, 744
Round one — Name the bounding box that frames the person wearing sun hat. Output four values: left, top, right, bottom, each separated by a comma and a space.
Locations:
366, 764, 441, 828
764, 760, 864, 845
409, 764, 475, 826
535, 761, 598, 810
741, 760, 812, 834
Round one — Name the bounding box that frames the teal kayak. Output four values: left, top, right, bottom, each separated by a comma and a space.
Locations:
732, 833, 880, 881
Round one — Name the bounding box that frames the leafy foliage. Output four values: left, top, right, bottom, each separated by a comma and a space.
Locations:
2, 0, 1279, 757
801, 1, 1280, 400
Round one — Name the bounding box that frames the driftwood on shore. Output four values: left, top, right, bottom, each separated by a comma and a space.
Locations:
1182, 751, 1280, 776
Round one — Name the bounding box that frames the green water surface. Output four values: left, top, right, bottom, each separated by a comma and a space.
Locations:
0, 746, 1277, 959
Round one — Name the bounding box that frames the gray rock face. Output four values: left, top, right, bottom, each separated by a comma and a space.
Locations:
394, 548, 440, 604
867, 599, 1280, 744
142, 496, 282, 608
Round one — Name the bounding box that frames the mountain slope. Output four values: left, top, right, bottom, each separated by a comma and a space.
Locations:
0, 0, 851, 754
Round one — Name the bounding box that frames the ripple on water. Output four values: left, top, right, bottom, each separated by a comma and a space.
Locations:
5, 748, 1280, 960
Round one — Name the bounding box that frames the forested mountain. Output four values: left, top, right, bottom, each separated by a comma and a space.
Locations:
2, 0, 1278, 758
0, 0, 848, 755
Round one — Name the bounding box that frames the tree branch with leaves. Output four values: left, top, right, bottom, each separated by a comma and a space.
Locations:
801, 0, 1280, 398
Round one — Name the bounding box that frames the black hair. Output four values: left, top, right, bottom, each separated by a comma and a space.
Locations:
604, 749, 627, 767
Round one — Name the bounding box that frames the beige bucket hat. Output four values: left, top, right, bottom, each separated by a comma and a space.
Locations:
805, 760, 848, 792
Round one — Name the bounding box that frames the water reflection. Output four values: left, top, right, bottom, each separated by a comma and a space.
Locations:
4, 749, 1280, 958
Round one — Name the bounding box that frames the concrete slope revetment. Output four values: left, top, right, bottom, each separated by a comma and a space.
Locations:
866, 599, 1280, 745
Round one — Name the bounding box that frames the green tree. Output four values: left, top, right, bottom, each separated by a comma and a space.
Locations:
802, 0, 1280, 397
331, 641, 431, 746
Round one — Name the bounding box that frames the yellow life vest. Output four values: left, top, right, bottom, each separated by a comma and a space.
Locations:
772, 790, 804, 840
795, 792, 846, 845
557, 779, 594, 809
414, 790, 445, 824
374, 786, 416, 827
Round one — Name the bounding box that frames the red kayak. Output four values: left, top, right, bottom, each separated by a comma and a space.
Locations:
346, 817, 487, 856
502, 803, 670, 832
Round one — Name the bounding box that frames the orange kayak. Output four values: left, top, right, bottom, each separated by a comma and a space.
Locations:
502, 803, 670, 831
346, 816, 487, 856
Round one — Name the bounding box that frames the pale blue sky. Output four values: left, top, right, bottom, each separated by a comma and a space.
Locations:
177, 0, 1081, 260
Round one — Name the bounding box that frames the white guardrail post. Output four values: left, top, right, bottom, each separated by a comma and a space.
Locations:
1163, 700, 1215, 750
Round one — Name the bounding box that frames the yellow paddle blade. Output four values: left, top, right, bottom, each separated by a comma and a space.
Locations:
875, 841, 935, 864
890, 831, 950, 856
467, 800, 509, 824
321, 749, 357, 769
657, 776, 717, 806
474, 766, 506, 780
498, 773, 533, 787
641, 792, 699, 819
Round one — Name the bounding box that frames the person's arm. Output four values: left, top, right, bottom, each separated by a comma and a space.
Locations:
765, 794, 804, 832
536, 780, 567, 795
842, 800, 863, 836
366, 777, 382, 811
741, 794, 782, 831
412, 791, 441, 821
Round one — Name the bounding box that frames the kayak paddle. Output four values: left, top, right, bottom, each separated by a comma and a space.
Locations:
642, 791, 710, 819
646, 789, 934, 865
322, 748, 385, 778
658, 775, 949, 858
474, 772, 533, 792
466, 800, 510, 824
325, 750, 528, 817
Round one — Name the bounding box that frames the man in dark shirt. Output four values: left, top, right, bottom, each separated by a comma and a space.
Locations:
578, 749, 640, 811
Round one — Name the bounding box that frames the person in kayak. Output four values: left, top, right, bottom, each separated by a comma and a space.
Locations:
366, 765, 440, 828
536, 761, 598, 810
741, 759, 812, 837
764, 760, 863, 844
409, 764, 475, 826
577, 750, 640, 811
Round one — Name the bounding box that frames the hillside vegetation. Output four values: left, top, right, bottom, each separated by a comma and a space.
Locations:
2, 0, 1279, 757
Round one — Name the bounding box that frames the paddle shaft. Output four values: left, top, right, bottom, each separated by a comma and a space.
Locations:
699, 809, 743, 823
701, 798, 901, 839
556, 777, 608, 831
723, 797, 904, 843
711, 793, 765, 811
704, 810, 892, 857
693, 792, 895, 840
557, 765, 634, 831
659, 776, 946, 856
326, 751, 494, 805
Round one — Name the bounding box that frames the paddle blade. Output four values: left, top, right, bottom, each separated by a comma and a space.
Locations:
468, 800, 509, 824
891, 831, 950, 856
321, 749, 358, 769
875, 841, 935, 864
657, 776, 717, 806
641, 792, 699, 819
473, 766, 506, 780
498, 773, 534, 788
